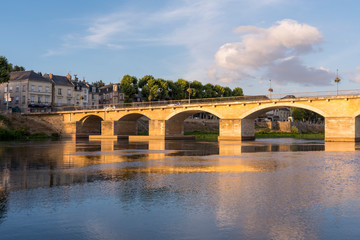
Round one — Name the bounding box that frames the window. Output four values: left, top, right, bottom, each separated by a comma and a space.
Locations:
83, 89, 87, 94
30, 96, 35, 104
4, 87, 7, 93
120, 94, 124, 100
67, 99, 71, 105
58, 88, 62, 95
38, 86, 42, 92
67, 89, 71, 96
76, 95, 79, 100
15, 96, 19, 104
45, 97, 49, 104
16, 86, 19, 92
9, 87, 13, 92
57, 98, 61, 106
83, 95, 87, 101
45, 87, 49, 93
23, 85, 26, 92
92, 87, 96, 93
22, 96, 25, 104
31, 85, 35, 91
38, 96, 41, 103
92, 94, 95, 100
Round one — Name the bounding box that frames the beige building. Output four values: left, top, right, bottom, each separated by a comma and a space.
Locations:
99, 84, 124, 105
0, 71, 52, 112
44, 73, 74, 107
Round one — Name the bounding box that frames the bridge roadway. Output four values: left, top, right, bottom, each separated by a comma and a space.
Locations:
28, 92, 360, 142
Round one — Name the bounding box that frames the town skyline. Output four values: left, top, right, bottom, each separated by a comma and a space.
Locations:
1, 0, 360, 95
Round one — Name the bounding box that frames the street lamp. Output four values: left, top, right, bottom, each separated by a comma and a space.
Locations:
334, 69, 341, 96
187, 81, 192, 104
268, 80, 273, 99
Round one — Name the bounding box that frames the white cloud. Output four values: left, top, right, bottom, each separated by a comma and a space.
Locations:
214, 19, 331, 86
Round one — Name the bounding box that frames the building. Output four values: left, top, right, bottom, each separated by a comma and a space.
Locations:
88, 84, 99, 106
72, 80, 90, 107
0, 71, 52, 112
99, 84, 124, 105
266, 108, 291, 121
43, 73, 74, 107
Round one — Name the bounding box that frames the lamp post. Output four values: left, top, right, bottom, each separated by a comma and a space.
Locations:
268, 80, 273, 99
334, 69, 341, 96
187, 81, 192, 104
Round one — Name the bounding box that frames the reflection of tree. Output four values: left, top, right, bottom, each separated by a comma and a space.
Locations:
0, 190, 9, 225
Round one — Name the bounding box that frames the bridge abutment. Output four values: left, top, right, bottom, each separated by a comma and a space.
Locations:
218, 119, 255, 141
325, 117, 360, 142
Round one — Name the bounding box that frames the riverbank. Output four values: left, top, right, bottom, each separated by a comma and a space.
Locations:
0, 114, 59, 140
184, 131, 324, 140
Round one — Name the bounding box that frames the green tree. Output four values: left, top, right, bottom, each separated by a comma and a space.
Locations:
291, 108, 305, 121
223, 87, 232, 97
232, 87, 243, 96
203, 83, 217, 98
12, 65, 25, 71
0, 56, 11, 83
120, 75, 138, 103
191, 80, 203, 98
92, 80, 105, 88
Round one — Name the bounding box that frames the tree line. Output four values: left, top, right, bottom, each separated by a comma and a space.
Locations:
97, 74, 244, 103
0, 56, 26, 83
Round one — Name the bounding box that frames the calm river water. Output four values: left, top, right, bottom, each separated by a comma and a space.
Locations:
1, 138, 360, 240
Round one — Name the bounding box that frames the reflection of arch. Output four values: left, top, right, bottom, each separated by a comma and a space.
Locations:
166, 110, 220, 136
240, 103, 327, 119
116, 113, 150, 136
78, 115, 103, 136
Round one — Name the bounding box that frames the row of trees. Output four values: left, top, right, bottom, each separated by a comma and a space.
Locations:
0, 56, 26, 83
114, 74, 243, 102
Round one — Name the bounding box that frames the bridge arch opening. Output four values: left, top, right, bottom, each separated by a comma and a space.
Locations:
115, 113, 150, 136
237, 105, 324, 140
166, 110, 220, 137
77, 115, 103, 137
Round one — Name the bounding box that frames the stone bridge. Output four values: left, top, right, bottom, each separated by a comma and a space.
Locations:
27, 93, 360, 142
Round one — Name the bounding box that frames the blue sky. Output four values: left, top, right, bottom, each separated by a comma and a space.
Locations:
1, 0, 360, 95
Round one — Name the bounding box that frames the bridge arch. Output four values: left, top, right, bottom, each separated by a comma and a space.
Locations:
77, 115, 103, 136
239, 103, 328, 119
115, 113, 150, 136
165, 107, 222, 120
165, 109, 220, 136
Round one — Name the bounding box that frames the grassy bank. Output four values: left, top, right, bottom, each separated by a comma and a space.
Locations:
255, 131, 324, 140
184, 131, 324, 140
0, 114, 59, 140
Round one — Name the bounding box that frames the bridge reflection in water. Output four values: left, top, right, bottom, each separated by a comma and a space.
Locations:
1, 139, 360, 239
0, 139, 358, 192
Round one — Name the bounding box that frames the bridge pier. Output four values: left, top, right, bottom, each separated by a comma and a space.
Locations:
218, 119, 255, 141
325, 117, 360, 142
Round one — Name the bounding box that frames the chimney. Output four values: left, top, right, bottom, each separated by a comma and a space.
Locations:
66, 73, 71, 80
49, 73, 53, 79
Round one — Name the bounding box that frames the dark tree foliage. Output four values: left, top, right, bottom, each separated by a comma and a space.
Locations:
92, 80, 105, 88
0, 56, 11, 83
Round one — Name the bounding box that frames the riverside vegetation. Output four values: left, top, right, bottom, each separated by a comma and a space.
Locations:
0, 114, 59, 140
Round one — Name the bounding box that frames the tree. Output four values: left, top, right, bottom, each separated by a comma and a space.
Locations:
0, 56, 11, 83
232, 87, 243, 96
203, 83, 217, 98
92, 80, 105, 88
223, 87, 232, 97
12, 65, 25, 72
120, 75, 138, 103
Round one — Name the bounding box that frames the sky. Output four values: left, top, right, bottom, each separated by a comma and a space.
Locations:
1, 0, 360, 95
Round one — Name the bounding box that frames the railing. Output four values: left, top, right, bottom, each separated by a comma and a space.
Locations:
47, 89, 360, 113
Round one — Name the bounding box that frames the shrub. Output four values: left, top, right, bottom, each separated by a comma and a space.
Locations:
291, 126, 299, 133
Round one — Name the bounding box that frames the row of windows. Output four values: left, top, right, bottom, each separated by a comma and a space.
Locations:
4, 96, 50, 104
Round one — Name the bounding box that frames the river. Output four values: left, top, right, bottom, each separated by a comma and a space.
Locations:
0, 139, 360, 239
